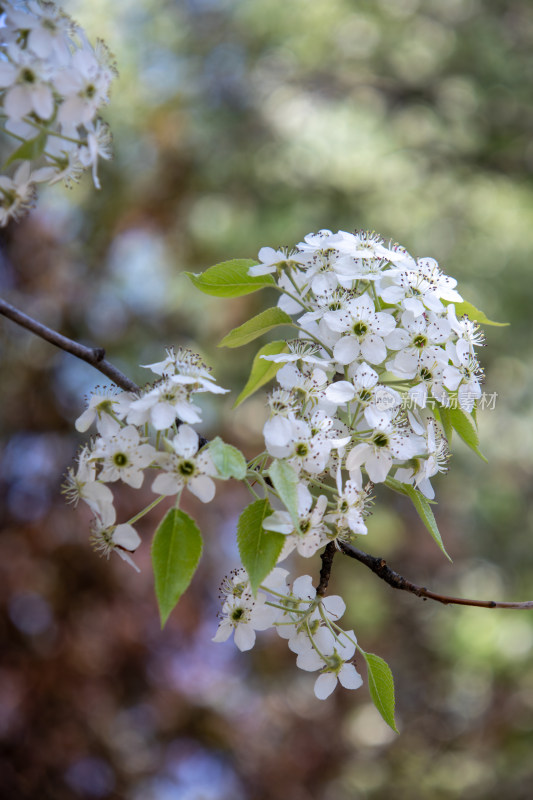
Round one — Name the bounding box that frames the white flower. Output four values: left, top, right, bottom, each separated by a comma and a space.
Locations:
0, 161, 36, 226
325, 476, 369, 536
92, 426, 156, 488
62, 445, 114, 516
0, 47, 55, 121
127, 378, 202, 429
212, 569, 279, 651
151, 425, 217, 502
395, 419, 448, 499
75, 389, 133, 435
443, 343, 483, 412
141, 347, 228, 398
294, 626, 363, 699
55, 41, 115, 127
248, 246, 305, 276
379, 259, 462, 317
346, 419, 424, 483
263, 416, 333, 475
263, 484, 329, 558
90, 516, 141, 573
324, 292, 396, 366
278, 575, 347, 648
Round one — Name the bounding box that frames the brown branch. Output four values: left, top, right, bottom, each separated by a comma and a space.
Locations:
339, 542, 533, 609
0, 296, 140, 393
317, 541, 336, 596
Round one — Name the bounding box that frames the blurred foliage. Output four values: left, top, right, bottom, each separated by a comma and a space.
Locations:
2, 0, 533, 797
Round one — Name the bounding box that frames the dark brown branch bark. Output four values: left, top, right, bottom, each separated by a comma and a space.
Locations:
339, 542, 533, 609
317, 541, 336, 596
0, 296, 140, 393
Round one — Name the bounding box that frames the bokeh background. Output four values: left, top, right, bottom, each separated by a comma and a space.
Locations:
2, 0, 533, 797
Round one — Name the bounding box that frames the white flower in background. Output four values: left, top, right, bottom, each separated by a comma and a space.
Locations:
151, 424, 217, 502
0, 161, 44, 225
0, 0, 118, 210
54, 40, 115, 127
0, 47, 54, 121
92, 426, 156, 488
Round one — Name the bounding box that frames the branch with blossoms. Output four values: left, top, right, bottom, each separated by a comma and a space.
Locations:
0, 221, 513, 733
1, 0, 519, 734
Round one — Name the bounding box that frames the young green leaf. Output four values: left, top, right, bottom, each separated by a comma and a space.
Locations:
186, 259, 275, 297
403, 484, 452, 561
209, 436, 247, 480
268, 459, 300, 534
451, 300, 508, 327
234, 340, 288, 407
384, 475, 410, 496
237, 498, 285, 595
151, 508, 203, 627
5, 132, 48, 166
219, 307, 293, 348
446, 405, 488, 462
361, 650, 399, 733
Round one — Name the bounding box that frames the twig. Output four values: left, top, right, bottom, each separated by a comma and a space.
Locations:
317, 541, 336, 596
339, 543, 533, 609
0, 296, 140, 393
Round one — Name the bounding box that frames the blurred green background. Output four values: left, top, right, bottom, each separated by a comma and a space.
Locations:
1, 0, 533, 797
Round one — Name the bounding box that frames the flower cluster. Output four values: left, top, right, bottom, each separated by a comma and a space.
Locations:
258, 228, 484, 511
64, 348, 229, 571
213, 568, 362, 700
210, 228, 484, 703
0, 0, 117, 224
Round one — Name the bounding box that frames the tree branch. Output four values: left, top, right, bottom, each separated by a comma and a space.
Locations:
339, 542, 533, 609
0, 296, 140, 393
317, 541, 336, 596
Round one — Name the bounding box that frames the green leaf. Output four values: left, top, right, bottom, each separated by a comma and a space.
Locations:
446, 405, 488, 462
186, 258, 275, 297
237, 499, 285, 595
5, 131, 48, 166
268, 459, 300, 534
361, 650, 399, 733
384, 476, 410, 496
219, 307, 293, 348
234, 340, 288, 407
151, 508, 203, 627
404, 484, 452, 561
451, 300, 508, 327
208, 436, 247, 480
